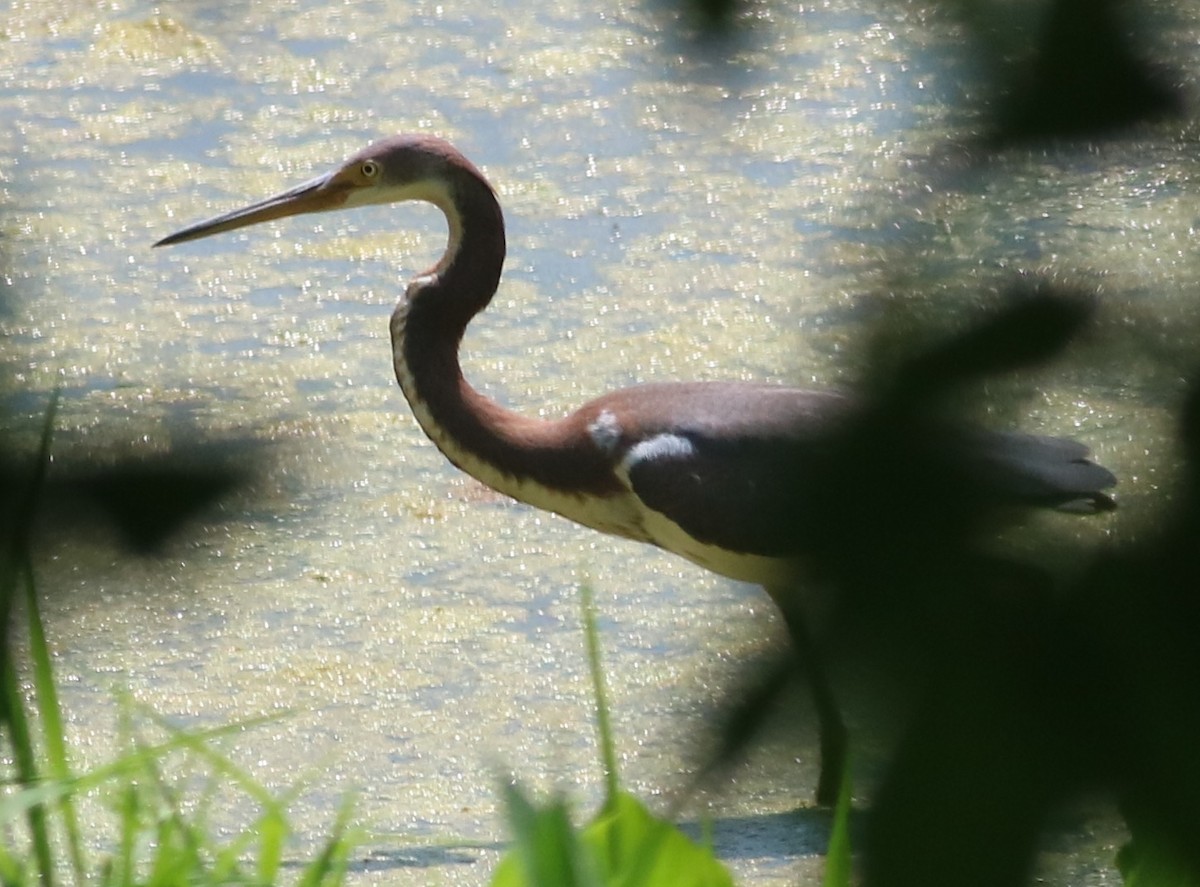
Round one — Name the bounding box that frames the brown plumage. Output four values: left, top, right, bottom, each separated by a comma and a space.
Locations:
156, 134, 1117, 804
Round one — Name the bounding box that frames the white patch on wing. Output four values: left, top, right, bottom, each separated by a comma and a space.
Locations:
586, 409, 622, 454
621, 433, 697, 472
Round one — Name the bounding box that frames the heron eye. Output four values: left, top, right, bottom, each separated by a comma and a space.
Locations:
361, 159, 380, 179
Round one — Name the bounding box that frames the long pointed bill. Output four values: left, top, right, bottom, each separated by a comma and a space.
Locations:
154, 169, 353, 247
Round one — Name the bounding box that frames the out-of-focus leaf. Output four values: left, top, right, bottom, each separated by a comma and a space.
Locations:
1118, 834, 1200, 887
490, 783, 600, 887
71, 455, 250, 553
582, 791, 732, 887
491, 788, 733, 887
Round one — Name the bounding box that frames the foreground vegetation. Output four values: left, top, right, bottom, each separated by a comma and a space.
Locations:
489, 587, 768, 887
0, 476, 852, 887
0, 532, 849, 887
0, 395, 1190, 887
0, 402, 840, 887
0, 397, 353, 887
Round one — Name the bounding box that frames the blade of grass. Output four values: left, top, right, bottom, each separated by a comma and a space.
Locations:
137, 705, 295, 883
22, 556, 87, 886
0, 841, 27, 885
0, 651, 54, 887
133, 727, 211, 886
296, 798, 356, 887
140, 705, 297, 810
0, 713, 285, 824
1, 391, 58, 669
821, 752, 854, 887
111, 779, 140, 887
580, 586, 619, 811
0, 391, 63, 887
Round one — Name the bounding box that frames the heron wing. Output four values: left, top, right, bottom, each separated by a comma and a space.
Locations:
623, 428, 824, 558
583, 381, 1113, 561
603, 382, 1116, 562
598, 383, 846, 559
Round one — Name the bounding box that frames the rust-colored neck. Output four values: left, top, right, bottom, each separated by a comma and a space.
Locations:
389, 157, 619, 499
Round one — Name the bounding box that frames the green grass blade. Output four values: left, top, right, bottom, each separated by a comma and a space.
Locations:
254, 806, 288, 884
0, 841, 27, 885
136, 732, 211, 886
111, 780, 140, 887
140, 705, 297, 810
0, 713, 285, 825
580, 586, 619, 811
133, 707, 295, 884
22, 557, 87, 886
821, 752, 853, 887
0, 391, 64, 887
0, 652, 54, 887
296, 799, 356, 887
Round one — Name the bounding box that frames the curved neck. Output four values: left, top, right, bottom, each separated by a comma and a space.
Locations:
409, 165, 506, 338
390, 163, 618, 498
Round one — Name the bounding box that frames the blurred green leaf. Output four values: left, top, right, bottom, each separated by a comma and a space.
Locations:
1118, 834, 1200, 887
583, 791, 733, 887
491, 783, 600, 887
491, 787, 732, 887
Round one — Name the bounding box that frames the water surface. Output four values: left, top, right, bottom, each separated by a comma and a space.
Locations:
3, 1, 1196, 883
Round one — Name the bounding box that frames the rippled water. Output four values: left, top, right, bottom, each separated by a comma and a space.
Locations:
3, 0, 1198, 883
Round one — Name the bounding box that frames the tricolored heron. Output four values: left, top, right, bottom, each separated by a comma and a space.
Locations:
156, 134, 1117, 805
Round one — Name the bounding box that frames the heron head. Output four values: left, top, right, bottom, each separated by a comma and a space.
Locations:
154, 134, 470, 247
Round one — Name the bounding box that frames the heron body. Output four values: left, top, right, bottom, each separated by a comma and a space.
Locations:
156, 133, 1117, 804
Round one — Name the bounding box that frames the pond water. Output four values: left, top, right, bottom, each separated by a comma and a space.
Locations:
3, 0, 1199, 884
